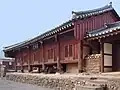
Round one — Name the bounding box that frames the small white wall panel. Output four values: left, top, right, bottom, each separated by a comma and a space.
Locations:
17, 63, 20, 66
66, 64, 78, 73
104, 43, 112, 54
104, 55, 112, 66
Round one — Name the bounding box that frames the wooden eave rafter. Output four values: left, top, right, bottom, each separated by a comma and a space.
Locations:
4, 22, 74, 52
85, 27, 120, 41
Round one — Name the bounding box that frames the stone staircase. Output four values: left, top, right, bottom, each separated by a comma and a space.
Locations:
75, 79, 107, 90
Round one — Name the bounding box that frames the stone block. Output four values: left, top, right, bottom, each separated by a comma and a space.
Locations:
75, 85, 104, 90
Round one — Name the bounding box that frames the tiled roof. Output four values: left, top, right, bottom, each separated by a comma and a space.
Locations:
4, 2, 119, 52
72, 2, 115, 20
85, 21, 120, 40
4, 20, 74, 51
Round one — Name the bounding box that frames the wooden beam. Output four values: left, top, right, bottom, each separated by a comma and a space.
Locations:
56, 35, 61, 72
43, 35, 55, 41
100, 40, 104, 72
78, 40, 83, 73
58, 29, 74, 35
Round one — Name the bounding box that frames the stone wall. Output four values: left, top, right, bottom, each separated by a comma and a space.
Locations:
4, 73, 120, 90
5, 73, 79, 90
85, 54, 101, 73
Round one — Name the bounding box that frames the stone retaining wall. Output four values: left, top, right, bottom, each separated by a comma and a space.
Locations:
4, 73, 120, 90
5, 73, 81, 90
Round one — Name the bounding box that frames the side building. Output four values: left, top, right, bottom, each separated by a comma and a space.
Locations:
0, 58, 15, 71
3, 3, 120, 73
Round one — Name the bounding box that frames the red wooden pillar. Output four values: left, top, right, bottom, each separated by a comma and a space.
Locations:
55, 35, 61, 72
100, 40, 104, 72
19, 49, 24, 73
41, 41, 45, 71
28, 46, 32, 72
14, 57, 17, 72
78, 40, 83, 73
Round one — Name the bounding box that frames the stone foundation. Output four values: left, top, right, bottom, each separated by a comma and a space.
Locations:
85, 54, 101, 73
4, 73, 120, 90
5, 73, 79, 90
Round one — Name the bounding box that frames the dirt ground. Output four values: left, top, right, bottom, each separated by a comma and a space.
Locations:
0, 79, 54, 90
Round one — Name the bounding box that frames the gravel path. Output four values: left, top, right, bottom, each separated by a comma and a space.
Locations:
0, 79, 54, 90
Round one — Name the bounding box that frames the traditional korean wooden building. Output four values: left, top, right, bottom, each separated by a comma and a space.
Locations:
3, 3, 120, 73
0, 58, 15, 71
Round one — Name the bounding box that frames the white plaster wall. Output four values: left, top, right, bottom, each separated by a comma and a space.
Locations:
17, 63, 20, 66
66, 63, 78, 73
104, 43, 112, 72
104, 55, 112, 66
104, 43, 112, 54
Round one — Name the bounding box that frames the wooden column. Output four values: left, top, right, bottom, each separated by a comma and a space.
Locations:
28, 46, 32, 72
78, 40, 83, 73
14, 57, 17, 72
100, 40, 104, 72
55, 35, 61, 72
41, 41, 45, 72
19, 49, 24, 73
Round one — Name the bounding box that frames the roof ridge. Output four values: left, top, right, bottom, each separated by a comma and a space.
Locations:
72, 3, 113, 15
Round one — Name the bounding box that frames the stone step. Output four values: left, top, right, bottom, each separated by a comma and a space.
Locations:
85, 79, 107, 87
75, 79, 107, 90
75, 85, 104, 90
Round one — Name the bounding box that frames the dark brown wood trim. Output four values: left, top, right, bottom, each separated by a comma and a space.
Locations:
83, 44, 90, 47
78, 40, 83, 73
104, 53, 112, 56
81, 40, 83, 72
60, 59, 78, 64
104, 66, 112, 68
100, 40, 104, 72
44, 62, 57, 65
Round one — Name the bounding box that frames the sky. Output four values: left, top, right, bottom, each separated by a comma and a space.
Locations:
0, 0, 120, 57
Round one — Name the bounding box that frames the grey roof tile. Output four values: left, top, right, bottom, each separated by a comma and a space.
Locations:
86, 21, 120, 39
72, 3, 114, 20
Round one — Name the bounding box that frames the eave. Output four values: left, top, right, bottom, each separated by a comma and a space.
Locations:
4, 20, 74, 52
85, 21, 120, 40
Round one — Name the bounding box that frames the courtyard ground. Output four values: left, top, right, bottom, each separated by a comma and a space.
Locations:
0, 79, 54, 90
